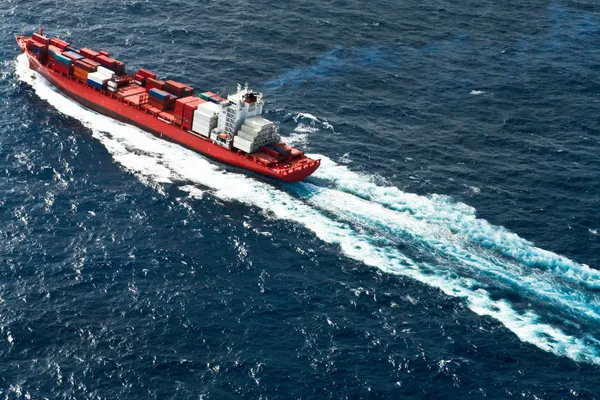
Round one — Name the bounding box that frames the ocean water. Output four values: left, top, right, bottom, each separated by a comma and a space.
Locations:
1, 0, 600, 398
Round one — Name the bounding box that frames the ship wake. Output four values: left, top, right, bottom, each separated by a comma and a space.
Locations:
15, 54, 600, 365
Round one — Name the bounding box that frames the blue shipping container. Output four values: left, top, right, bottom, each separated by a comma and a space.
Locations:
209, 96, 221, 104
55, 54, 72, 65
149, 88, 170, 100
87, 79, 104, 89
64, 51, 83, 60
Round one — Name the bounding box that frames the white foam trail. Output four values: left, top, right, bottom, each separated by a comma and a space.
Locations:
14, 54, 600, 365
310, 155, 600, 289
295, 182, 600, 322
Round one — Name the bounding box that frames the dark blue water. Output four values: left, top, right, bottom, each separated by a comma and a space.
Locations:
1, 0, 600, 398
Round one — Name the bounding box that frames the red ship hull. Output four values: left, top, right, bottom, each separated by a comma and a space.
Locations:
16, 36, 320, 182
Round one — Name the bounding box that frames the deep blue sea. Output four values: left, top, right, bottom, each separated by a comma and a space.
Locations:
1, 0, 600, 398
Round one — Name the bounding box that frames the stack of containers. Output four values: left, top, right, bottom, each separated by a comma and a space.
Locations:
135, 68, 156, 86
87, 66, 115, 90
31, 33, 49, 46
164, 80, 194, 98
200, 92, 216, 101
54, 53, 73, 75
182, 98, 205, 130
47, 45, 61, 67
233, 117, 280, 154
199, 91, 225, 104
146, 77, 165, 91
27, 41, 48, 63
95, 55, 126, 75
191, 102, 220, 137
63, 50, 84, 62
173, 96, 205, 128
96, 55, 117, 71
73, 59, 96, 82
49, 38, 69, 50
80, 48, 99, 60
148, 88, 174, 111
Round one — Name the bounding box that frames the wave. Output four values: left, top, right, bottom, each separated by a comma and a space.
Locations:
14, 54, 600, 365
309, 156, 600, 289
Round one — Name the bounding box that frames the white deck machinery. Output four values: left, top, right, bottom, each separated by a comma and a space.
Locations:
191, 83, 281, 152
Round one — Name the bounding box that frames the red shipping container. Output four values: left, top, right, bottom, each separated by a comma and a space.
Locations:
54, 64, 72, 75
49, 38, 69, 50
137, 68, 156, 79
99, 50, 110, 57
114, 60, 126, 75
32, 33, 49, 45
174, 96, 198, 116
146, 78, 165, 90
183, 85, 194, 96
96, 55, 117, 69
82, 59, 100, 68
184, 98, 206, 115
74, 60, 96, 72
79, 48, 99, 60
164, 80, 188, 97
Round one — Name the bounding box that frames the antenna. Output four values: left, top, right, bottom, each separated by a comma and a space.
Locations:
39, 25, 44, 36
237, 83, 242, 92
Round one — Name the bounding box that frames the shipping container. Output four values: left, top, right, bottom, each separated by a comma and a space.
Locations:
114, 60, 126, 75
87, 79, 104, 90
32, 33, 49, 45
74, 59, 96, 72
49, 38, 69, 50
146, 78, 165, 90
148, 97, 169, 111
54, 63, 72, 75
149, 88, 170, 101
96, 66, 115, 78
200, 92, 216, 101
73, 66, 89, 80
63, 51, 84, 61
96, 55, 118, 70
80, 48, 99, 60
54, 54, 72, 66
99, 50, 110, 57
88, 71, 109, 85
83, 59, 101, 69
174, 96, 197, 116
48, 45, 62, 56
137, 69, 156, 79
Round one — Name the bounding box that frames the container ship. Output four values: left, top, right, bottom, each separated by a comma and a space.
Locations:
16, 31, 320, 182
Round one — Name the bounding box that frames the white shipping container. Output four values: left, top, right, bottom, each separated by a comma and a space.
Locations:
194, 113, 218, 123
107, 81, 118, 88
87, 72, 109, 85
233, 135, 252, 148
97, 66, 115, 78
238, 128, 259, 138
191, 120, 214, 137
236, 130, 255, 142
233, 141, 253, 153
241, 123, 276, 136
244, 116, 274, 130
197, 101, 220, 114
